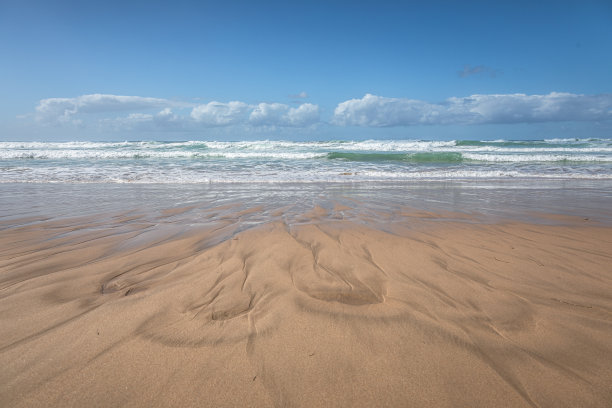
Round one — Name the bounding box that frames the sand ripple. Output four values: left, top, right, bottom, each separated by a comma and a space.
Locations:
1, 206, 612, 407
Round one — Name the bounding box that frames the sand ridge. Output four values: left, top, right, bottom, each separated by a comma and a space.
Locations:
1, 204, 612, 407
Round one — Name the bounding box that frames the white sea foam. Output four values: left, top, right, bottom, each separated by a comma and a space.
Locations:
1, 139, 611, 183
462, 153, 612, 162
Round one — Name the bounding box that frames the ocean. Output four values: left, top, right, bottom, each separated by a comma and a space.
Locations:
2, 138, 612, 224
1, 138, 611, 183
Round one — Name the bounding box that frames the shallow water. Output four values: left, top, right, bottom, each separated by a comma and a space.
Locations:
2, 180, 611, 228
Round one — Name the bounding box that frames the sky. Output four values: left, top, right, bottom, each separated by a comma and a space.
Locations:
1, 0, 611, 141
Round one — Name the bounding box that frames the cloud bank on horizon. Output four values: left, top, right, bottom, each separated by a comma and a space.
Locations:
32, 92, 612, 131
35, 94, 321, 129
333, 93, 612, 126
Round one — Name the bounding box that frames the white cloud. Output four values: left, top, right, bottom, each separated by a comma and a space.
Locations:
154, 108, 181, 127
99, 108, 185, 131
333, 94, 447, 126
249, 103, 288, 126
285, 103, 320, 126
126, 113, 154, 121
333, 93, 612, 126
190, 101, 249, 126
35, 94, 172, 124
33, 92, 611, 132
249, 102, 319, 127
33, 94, 321, 130
189, 101, 319, 127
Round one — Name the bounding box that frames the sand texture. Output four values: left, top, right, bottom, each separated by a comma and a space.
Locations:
1, 205, 612, 407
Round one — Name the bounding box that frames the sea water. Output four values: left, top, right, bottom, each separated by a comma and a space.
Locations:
1, 138, 611, 183
1, 139, 611, 224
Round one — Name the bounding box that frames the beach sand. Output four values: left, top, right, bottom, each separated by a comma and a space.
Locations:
1, 199, 612, 407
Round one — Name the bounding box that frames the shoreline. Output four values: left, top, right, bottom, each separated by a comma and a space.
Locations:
2, 179, 612, 225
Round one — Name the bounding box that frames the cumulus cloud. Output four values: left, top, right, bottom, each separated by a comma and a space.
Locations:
249, 103, 319, 127
33, 92, 611, 132
100, 108, 185, 131
32, 94, 321, 129
333, 93, 612, 127
333, 94, 447, 126
190, 101, 250, 126
189, 101, 319, 127
286, 103, 320, 126
35, 94, 172, 124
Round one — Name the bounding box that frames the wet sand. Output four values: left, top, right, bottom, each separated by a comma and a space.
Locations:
1, 192, 612, 407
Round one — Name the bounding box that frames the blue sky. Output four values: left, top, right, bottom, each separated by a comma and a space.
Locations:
1, 0, 611, 141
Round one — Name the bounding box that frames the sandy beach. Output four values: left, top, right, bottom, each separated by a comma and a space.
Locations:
1, 185, 611, 407
3, 0, 612, 404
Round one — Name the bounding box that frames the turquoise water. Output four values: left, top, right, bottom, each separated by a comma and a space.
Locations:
1, 138, 611, 183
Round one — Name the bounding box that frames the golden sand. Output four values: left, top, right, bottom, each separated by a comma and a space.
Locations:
1, 205, 611, 407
